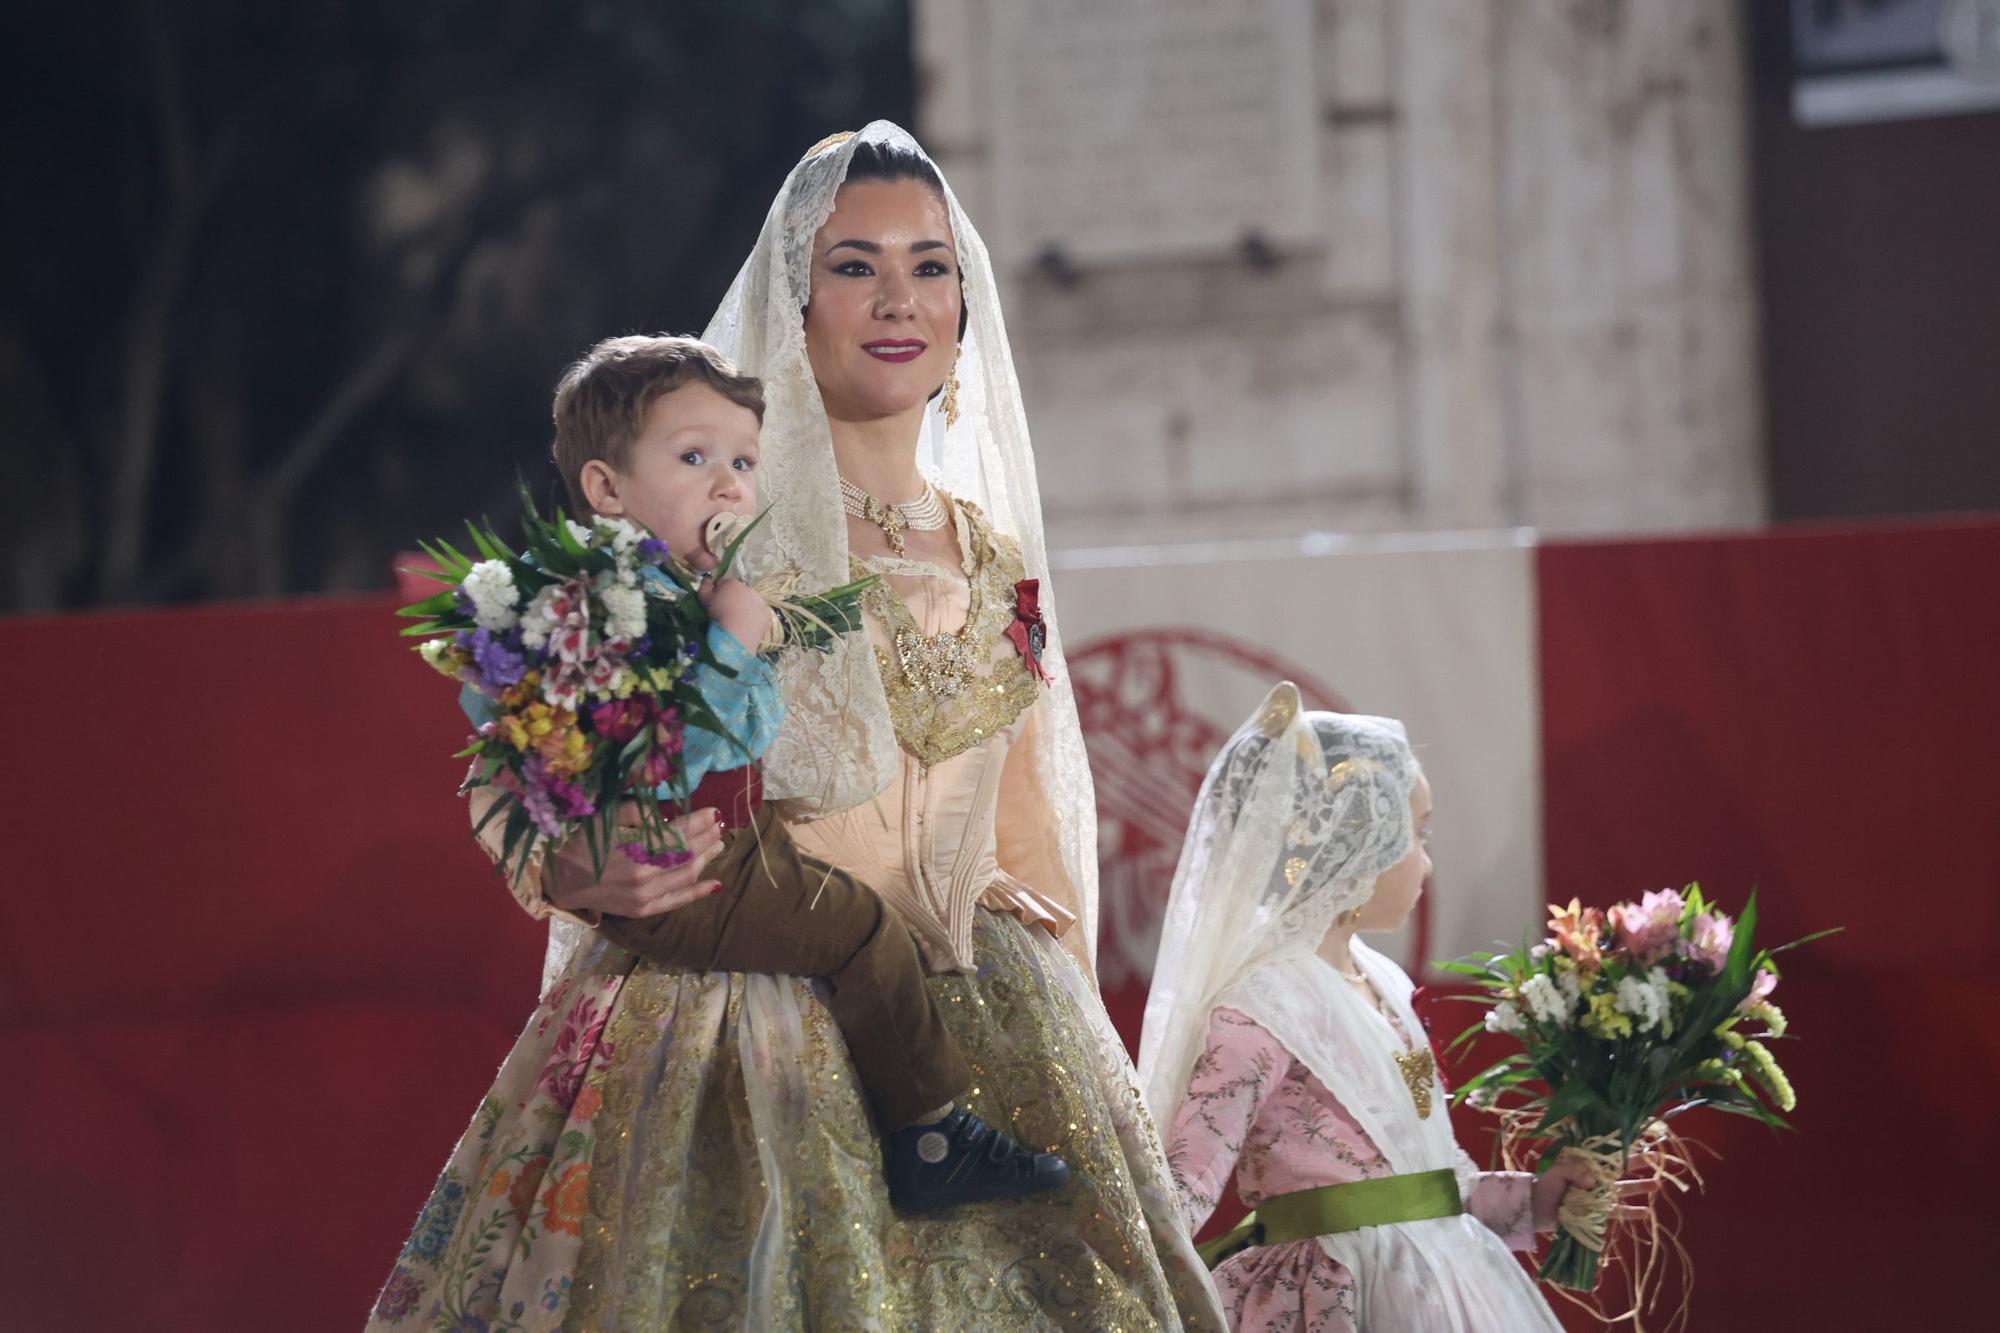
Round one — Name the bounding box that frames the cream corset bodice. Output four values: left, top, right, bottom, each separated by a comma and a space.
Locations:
786, 500, 1084, 975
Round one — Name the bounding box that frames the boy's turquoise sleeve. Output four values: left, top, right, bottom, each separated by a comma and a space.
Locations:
461, 681, 497, 730
663, 622, 785, 797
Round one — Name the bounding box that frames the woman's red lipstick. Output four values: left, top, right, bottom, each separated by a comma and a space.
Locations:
863, 338, 927, 363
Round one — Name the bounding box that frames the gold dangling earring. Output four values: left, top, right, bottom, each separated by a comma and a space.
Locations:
940, 348, 962, 429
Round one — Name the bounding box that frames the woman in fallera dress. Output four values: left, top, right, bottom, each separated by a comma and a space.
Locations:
367, 123, 1223, 1331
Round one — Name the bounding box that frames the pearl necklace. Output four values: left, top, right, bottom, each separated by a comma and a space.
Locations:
840, 477, 948, 557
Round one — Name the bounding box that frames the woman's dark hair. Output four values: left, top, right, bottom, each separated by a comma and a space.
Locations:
842, 139, 947, 195
839, 139, 970, 344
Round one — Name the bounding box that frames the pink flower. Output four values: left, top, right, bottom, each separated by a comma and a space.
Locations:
1608, 888, 1685, 966
585, 653, 623, 696
542, 661, 586, 712
1741, 967, 1778, 1010
590, 698, 651, 744
633, 744, 676, 790
544, 578, 594, 664
538, 992, 615, 1106
1683, 911, 1734, 972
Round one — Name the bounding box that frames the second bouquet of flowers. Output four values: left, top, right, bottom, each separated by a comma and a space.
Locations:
397, 486, 872, 884
1442, 884, 1831, 1317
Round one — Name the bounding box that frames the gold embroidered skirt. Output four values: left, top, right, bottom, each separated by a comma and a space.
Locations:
366, 910, 1223, 1331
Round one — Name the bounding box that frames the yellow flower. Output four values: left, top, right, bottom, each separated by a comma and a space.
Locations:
537, 713, 591, 776
500, 671, 543, 710
1740, 1038, 1797, 1112
416, 639, 469, 678
498, 701, 560, 752
1581, 990, 1633, 1040
1741, 1001, 1788, 1038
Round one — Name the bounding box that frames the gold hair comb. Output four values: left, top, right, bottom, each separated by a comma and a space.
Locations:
1254, 681, 1302, 738
803, 130, 856, 159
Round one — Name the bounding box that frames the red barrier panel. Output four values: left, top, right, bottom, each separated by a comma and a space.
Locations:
1535, 519, 2000, 1331
0, 597, 543, 1330
5, 519, 1993, 1329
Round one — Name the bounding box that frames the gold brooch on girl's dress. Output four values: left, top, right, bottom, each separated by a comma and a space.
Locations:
1394, 1048, 1437, 1118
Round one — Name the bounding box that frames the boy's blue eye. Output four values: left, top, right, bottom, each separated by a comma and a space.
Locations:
732, 456, 756, 472
679, 449, 705, 466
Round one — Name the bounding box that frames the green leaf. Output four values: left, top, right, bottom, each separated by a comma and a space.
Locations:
1724, 890, 1759, 990
468, 520, 511, 563
472, 793, 510, 840
1768, 925, 1843, 956
1532, 1076, 1606, 1135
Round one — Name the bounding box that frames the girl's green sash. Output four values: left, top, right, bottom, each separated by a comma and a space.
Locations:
1195, 1168, 1464, 1269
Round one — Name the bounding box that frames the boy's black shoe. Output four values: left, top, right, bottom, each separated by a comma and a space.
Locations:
887, 1107, 1071, 1210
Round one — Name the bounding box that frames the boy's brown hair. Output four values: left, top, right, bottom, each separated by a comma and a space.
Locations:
551, 334, 765, 515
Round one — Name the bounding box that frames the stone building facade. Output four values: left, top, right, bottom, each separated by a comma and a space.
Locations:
913, 0, 1766, 548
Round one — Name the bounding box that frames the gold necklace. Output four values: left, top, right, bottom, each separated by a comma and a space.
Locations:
863, 529, 990, 700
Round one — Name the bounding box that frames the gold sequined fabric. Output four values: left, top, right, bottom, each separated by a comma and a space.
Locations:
369, 916, 1222, 1330
857, 498, 1041, 770
569, 912, 1222, 1330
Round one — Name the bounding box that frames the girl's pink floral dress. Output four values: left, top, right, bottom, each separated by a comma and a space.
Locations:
1168, 1007, 1539, 1333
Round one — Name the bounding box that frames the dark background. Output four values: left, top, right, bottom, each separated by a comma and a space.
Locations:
2, 0, 913, 613
6, 2, 2000, 617
5, 3, 1999, 617
1745, 2, 2000, 525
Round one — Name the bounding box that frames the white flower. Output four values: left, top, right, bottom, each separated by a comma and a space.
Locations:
592, 514, 641, 553
1520, 973, 1573, 1027
1485, 1000, 1527, 1036
519, 584, 560, 650
461, 560, 520, 631
1556, 967, 1582, 1011
1614, 967, 1670, 1032
564, 518, 596, 548
599, 583, 647, 641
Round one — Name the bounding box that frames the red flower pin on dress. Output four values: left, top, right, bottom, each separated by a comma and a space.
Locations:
1005, 579, 1054, 686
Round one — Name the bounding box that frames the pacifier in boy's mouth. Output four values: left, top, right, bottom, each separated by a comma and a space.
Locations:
703, 511, 751, 560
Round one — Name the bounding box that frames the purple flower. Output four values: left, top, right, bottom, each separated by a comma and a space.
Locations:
453, 588, 476, 618
372, 1266, 424, 1321
468, 628, 529, 689
517, 775, 564, 838
637, 536, 670, 564
684, 640, 702, 658
520, 754, 596, 829
618, 840, 694, 868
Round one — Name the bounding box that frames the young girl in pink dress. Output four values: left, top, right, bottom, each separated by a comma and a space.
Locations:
1139, 683, 1589, 1332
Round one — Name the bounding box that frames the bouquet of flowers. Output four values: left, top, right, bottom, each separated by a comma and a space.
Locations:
397, 486, 872, 884
1442, 885, 1832, 1306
